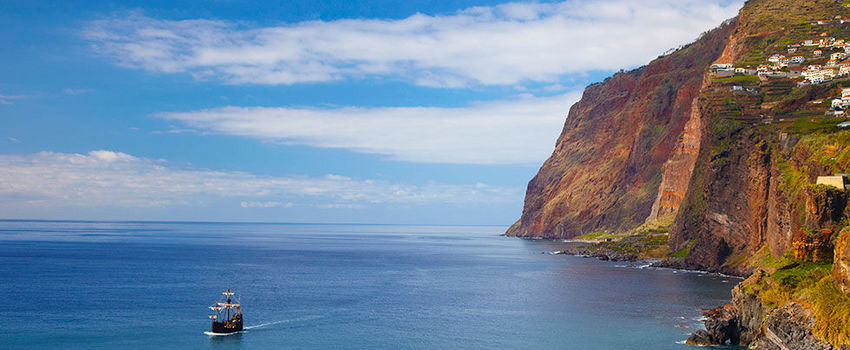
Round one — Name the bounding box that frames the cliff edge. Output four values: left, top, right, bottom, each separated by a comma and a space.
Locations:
506, 20, 733, 238
508, 0, 850, 348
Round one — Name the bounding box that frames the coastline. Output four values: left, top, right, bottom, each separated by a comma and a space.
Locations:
538, 238, 746, 277
525, 235, 846, 349
528, 236, 754, 347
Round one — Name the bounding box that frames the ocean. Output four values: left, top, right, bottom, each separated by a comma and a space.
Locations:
0, 220, 740, 349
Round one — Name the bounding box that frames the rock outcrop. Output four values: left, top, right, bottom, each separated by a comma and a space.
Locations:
834, 229, 850, 294
691, 273, 837, 350
753, 303, 835, 350
792, 228, 834, 263
688, 273, 765, 346
806, 186, 848, 229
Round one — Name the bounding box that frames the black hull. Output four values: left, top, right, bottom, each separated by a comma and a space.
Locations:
211, 316, 243, 334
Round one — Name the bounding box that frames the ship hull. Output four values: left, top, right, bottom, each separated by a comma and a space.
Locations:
211, 318, 243, 334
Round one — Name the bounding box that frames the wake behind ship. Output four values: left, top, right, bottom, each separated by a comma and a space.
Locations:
208, 288, 243, 335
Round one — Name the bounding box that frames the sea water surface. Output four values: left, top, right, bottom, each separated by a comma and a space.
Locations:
0, 220, 740, 349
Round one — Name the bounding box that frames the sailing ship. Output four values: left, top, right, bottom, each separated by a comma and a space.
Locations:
208, 287, 243, 334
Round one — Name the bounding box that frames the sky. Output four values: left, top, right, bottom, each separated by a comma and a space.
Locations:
0, 0, 744, 224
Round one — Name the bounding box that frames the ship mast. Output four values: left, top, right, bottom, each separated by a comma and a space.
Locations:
222, 286, 237, 320
210, 287, 240, 324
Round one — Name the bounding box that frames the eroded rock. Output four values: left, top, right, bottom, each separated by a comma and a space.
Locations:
792, 228, 834, 263
752, 303, 834, 350
834, 229, 850, 294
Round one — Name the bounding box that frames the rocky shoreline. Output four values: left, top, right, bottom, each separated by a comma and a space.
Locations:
550, 243, 746, 276
550, 245, 638, 262
686, 273, 843, 350
547, 243, 845, 349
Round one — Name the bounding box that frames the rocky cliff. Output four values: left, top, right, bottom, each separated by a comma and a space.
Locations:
507, 0, 850, 348
835, 230, 850, 293
687, 272, 840, 349
505, 21, 733, 238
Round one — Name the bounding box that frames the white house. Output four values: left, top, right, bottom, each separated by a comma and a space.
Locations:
815, 49, 824, 57
791, 55, 806, 63
839, 64, 850, 76
804, 40, 817, 46
816, 176, 846, 190
710, 63, 733, 70
841, 87, 850, 101
806, 66, 835, 83
831, 88, 850, 109
819, 38, 836, 47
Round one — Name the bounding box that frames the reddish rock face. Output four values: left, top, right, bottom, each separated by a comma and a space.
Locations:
804, 185, 847, 229
834, 229, 850, 294
647, 89, 704, 222
791, 229, 834, 263
505, 23, 734, 239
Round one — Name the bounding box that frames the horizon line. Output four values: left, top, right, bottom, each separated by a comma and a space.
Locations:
0, 218, 511, 227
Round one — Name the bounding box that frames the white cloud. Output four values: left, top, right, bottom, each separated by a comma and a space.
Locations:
0, 150, 519, 208
0, 94, 28, 105
157, 92, 580, 164
318, 203, 364, 209
83, 0, 742, 87
87, 150, 137, 162
240, 201, 290, 208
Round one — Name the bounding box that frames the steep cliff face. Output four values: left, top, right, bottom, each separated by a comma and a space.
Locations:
509, 0, 850, 347
508, 0, 850, 260
506, 22, 734, 239
647, 82, 705, 223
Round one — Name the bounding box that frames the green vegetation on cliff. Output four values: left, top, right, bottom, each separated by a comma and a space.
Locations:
743, 260, 850, 347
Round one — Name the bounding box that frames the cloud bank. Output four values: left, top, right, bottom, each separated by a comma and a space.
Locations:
158, 92, 580, 164
83, 0, 742, 87
0, 151, 519, 209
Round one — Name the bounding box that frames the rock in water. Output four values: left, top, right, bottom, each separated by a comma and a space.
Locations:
686, 305, 741, 346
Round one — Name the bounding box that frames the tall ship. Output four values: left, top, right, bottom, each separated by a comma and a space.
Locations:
208, 287, 243, 334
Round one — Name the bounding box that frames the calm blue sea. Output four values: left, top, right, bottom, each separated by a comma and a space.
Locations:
0, 220, 740, 349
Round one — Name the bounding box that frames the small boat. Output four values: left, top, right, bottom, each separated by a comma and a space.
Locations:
207, 287, 243, 335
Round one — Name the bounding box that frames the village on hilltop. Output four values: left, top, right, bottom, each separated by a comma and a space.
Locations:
708, 14, 850, 127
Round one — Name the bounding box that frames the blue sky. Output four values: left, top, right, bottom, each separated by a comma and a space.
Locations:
0, 0, 743, 224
